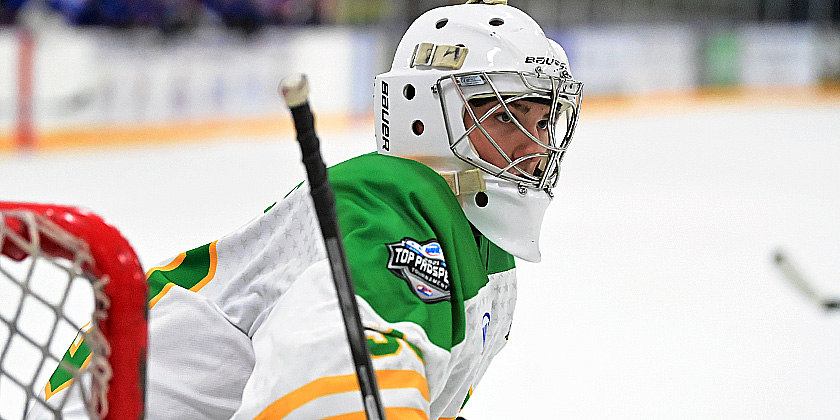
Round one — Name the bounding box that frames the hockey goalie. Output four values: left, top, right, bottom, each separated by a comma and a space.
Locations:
28, 1, 582, 419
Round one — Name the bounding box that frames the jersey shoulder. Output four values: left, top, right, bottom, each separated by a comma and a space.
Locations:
329, 153, 514, 351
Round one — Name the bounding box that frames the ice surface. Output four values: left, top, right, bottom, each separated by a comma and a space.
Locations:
1, 104, 838, 419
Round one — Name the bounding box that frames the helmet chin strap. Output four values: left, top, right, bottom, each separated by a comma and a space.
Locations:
438, 169, 486, 196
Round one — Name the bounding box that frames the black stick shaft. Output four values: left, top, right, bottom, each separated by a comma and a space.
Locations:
289, 102, 386, 420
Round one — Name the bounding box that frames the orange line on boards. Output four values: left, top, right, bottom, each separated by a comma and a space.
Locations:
0, 112, 360, 152
582, 84, 840, 119
1, 85, 838, 152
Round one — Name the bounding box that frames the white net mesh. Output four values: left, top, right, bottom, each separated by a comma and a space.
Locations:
0, 210, 111, 420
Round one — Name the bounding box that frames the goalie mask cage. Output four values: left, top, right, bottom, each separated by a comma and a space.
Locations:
0, 203, 147, 420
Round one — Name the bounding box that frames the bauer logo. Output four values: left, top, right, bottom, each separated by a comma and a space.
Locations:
525, 56, 562, 66
380, 81, 390, 152
387, 237, 450, 303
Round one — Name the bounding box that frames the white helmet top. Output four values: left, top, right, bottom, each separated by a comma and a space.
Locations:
374, 1, 583, 262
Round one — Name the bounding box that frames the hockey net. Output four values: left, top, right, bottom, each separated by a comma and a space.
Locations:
0, 203, 147, 420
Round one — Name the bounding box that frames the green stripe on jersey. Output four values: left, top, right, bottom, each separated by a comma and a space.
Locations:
147, 242, 214, 296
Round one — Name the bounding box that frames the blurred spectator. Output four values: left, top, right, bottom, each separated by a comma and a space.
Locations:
834, 0, 840, 23
789, 0, 808, 22
3, 0, 838, 28
2, 0, 169, 27
1, 0, 28, 24
202, 0, 263, 33
41, 0, 152, 27
159, 0, 203, 35
255, 0, 319, 25
2, 0, 262, 32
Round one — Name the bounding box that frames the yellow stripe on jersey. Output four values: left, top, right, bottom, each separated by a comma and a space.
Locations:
144, 252, 186, 278
378, 369, 429, 401
148, 282, 176, 309
323, 407, 428, 420
254, 370, 429, 419
190, 240, 218, 292
67, 322, 91, 357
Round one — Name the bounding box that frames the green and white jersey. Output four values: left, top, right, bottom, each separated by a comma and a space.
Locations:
29, 153, 516, 420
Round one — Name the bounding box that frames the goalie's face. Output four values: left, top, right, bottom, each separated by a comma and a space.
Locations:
462, 98, 552, 179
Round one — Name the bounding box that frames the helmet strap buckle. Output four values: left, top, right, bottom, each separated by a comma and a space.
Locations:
440, 169, 487, 196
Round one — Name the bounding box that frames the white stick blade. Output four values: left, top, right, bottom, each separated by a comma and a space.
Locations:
773, 249, 820, 302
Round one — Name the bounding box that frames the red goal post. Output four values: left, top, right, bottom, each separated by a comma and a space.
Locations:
0, 203, 147, 419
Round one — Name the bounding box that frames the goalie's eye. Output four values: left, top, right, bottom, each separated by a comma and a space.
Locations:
495, 112, 513, 123
537, 119, 549, 130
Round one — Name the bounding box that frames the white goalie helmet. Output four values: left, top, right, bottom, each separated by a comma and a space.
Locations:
374, 1, 583, 262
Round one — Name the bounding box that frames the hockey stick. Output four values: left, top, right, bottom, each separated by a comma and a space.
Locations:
773, 249, 840, 311
279, 74, 386, 420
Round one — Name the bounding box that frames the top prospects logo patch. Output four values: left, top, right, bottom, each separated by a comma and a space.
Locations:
386, 238, 450, 303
